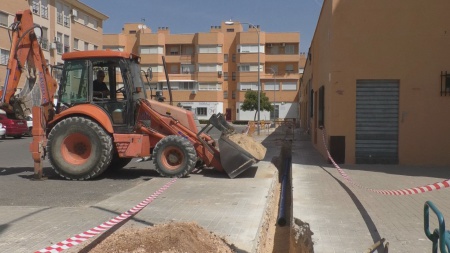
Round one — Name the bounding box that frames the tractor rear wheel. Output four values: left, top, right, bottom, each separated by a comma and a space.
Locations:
153, 135, 197, 178
48, 117, 113, 180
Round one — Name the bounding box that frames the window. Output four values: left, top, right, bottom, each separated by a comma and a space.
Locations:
224, 54, 228, 63
169, 46, 179, 55
198, 83, 221, 90
239, 65, 250, 72
84, 42, 88, 51
32, 0, 40, 15
0, 12, 8, 27
223, 91, 228, 99
56, 2, 63, 25
238, 64, 261, 72
226, 28, 234, 32
56, 32, 63, 54
239, 45, 263, 53
196, 107, 207, 116
64, 35, 70, 53
178, 82, 196, 90
0, 49, 10, 65
239, 82, 258, 91
232, 54, 236, 62
182, 46, 193, 55
285, 64, 294, 73
198, 45, 222, 54
285, 44, 295, 54
269, 45, 279, 54
94, 45, 98, 50
63, 5, 70, 27
318, 86, 325, 126
170, 65, 178, 74
73, 38, 79, 50
232, 72, 236, 81
232, 90, 236, 99
198, 64, 222, 72
282, 82, 297, 91
223, 72, 228, 81
264, 82, 279, 91
41, 0, 48, 18
181, 64, 194, 74
140, 46, 163, 54
59, 60, 89, 104
103, 46, 124, 52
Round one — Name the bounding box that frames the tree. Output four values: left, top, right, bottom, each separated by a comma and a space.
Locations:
240, 90, 274, 121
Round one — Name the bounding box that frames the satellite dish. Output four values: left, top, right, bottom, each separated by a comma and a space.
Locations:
143, 25, 147, 30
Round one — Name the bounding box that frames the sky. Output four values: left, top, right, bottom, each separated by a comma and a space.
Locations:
81, 0, 324, 54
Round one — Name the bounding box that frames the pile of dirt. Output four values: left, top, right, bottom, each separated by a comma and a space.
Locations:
89, 222, 235, 253
228, 133, 267, 160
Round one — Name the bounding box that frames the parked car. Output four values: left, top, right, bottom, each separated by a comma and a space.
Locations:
0, 123, 5, 139
0, 109, 28, 139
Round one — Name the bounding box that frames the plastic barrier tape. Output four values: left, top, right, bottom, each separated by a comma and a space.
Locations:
321, 128, 450, 195
35, 179, 177, 253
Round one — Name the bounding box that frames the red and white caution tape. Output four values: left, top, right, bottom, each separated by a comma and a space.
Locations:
321, 128, 450, 195
35, 179, 177, 253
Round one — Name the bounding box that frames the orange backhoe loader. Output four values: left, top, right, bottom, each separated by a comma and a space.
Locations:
0, 9, 266, 180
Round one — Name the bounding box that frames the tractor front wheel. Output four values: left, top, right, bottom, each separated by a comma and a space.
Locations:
48, 117, 113, 180
153, 135, 197, 178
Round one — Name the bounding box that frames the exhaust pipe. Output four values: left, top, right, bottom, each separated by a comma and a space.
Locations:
277, 156, 291, 226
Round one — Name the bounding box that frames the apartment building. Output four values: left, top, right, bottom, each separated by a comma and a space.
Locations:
104, 21, 305, 121
0, 0, 107, 91
301, 0, 450, 165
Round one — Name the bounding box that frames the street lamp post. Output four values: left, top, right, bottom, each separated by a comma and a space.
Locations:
225, 20, 261, 135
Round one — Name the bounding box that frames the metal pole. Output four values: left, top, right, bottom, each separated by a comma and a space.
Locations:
274, 71, 276, 123
257, 28, 260, 135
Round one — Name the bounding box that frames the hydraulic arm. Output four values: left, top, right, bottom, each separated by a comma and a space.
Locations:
0, 9, 58, 178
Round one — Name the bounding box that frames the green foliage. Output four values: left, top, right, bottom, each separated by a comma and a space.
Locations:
240, 90, 274, 120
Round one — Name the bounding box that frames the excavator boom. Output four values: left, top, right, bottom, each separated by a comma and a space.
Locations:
0, 9, 58, 178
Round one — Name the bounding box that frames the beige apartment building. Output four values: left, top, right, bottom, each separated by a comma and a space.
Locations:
300, 0, 450, 165
0, 0, 107, 90
104, 22, 305, 121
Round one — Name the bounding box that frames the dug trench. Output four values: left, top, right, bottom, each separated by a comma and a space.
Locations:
68, 130, 314, 253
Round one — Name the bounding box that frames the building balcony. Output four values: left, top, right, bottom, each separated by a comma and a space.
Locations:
237, 53, 265, 64
164, 54, 195, 64
196, 53, 224, 63
140, 54, 163, 64
265, 54, 300, 62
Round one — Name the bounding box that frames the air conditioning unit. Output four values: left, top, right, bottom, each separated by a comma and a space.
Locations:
54, 37, 61, 43
218, 71, 222, 76
71, 9, 78, 17
191, 90, 197, 95
267, 43, 273, 47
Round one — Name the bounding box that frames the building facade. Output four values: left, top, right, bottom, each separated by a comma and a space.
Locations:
104, 22, 305, 122
0, 0, 107, 91
300, 0, 450, 165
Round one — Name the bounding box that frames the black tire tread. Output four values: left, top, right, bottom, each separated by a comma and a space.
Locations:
153, 135, 197, 178
48, 117, 113, 180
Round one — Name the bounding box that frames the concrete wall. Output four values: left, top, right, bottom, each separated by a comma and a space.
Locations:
301, 0, 450, 165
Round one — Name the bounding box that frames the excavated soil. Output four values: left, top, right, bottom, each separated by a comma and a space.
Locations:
88, 222, 235, 253
227, 133, 267, 160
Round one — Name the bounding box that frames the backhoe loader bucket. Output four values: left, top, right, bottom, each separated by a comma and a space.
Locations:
218, 133, 267, 178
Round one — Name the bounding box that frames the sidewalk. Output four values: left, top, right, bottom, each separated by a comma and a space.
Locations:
290, 128, 450, 253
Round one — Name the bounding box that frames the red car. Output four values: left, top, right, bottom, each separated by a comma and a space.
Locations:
0, 110, 28, 139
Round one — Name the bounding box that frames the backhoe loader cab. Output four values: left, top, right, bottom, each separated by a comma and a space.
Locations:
59, 51, 147, 129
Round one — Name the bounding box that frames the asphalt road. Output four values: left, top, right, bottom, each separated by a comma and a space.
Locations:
0, 124, 246, 208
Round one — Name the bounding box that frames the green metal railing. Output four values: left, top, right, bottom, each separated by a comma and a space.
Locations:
424, 201, 450, 253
